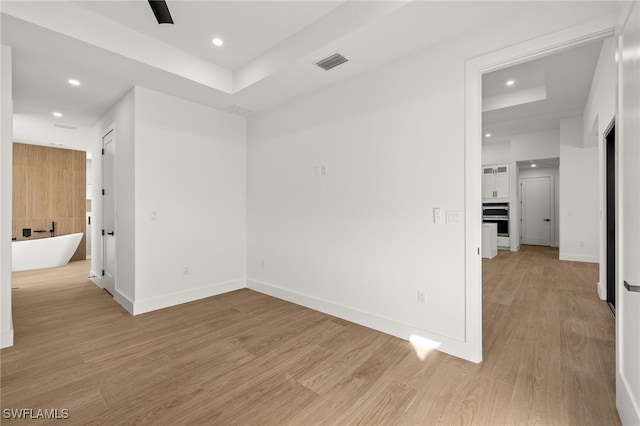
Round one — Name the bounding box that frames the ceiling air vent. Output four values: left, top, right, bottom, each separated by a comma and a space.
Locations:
315, 53, 348, 71
54, 124, 77, 130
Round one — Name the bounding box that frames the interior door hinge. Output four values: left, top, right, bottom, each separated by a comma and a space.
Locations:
102, 148, 105, 155
101, 270, 105, 276
102, 189, 105, 196
102, 229, 105, 236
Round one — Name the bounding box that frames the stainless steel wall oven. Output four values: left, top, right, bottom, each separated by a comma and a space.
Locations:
482, 202, 509, 237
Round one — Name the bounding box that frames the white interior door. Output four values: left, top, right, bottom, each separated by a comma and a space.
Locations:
520, 176, 551, 246
618, 1, 640, 423
102, 130, 115, 296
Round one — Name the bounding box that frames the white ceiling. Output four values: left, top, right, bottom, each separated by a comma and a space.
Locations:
72, 1, 343, 71
482, 39, 606, 145
0, 1, 619, 152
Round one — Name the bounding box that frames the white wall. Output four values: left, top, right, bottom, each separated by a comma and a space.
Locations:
91, 89, 136, 308
482, 141, 510, 164
1, 45, 14, 348
511, 130, 561, 160
582, 37, 617, 297
133, 86, 246, 313
247, 2, 620, 361
92, 87, 246, 314
559, 116, 600, 262
584, 37, 617, 148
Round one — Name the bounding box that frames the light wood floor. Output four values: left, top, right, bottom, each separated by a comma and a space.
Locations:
1, 246, 618, 425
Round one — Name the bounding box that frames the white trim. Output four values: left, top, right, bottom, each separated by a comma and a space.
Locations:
248, 278, 476, 363
131, 278, 245, 315
0, 326, 14, 349
559, 253, 600, 263
616, 2, 640, 424
1, 46, 14, 350
618, 373, 640, 426
597, 281, 607, 300
465, 58, 483, 363
89, 273, 135, 314
113, 290, 135, 315
89, 272, 103, 288
465, 16, 618, 366
101, 124, 116, 297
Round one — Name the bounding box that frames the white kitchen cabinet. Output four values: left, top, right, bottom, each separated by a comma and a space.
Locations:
482, 223, 498, 259
482, 164, 509, 201
497, 236, 510, 249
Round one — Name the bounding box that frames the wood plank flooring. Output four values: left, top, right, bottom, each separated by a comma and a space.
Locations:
1, 246, 618, 425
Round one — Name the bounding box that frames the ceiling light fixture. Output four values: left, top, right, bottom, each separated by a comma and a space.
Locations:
506, 80, 515, 86
212, 38, 223, 47
485, 133, 492, 138
53, 112, 62, 117
531, 164, 537, 168
68, 79, 81, 86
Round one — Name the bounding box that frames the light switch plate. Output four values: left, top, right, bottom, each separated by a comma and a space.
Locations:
446, 210, 461, 224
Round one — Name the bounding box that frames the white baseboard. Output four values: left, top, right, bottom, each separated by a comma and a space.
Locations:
89, 272, 102, 288
131, 278, 246, 315
247, 278, 478, 363
617, 372, 640, 426
510, 245, 520, 252
1, 325, 14, 348
559, 253, 599, 263
597, 281, 606, 300
114, 291, 135, 314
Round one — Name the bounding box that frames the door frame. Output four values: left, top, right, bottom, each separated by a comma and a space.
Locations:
615, 1, 640, 423
464, 19, 616, 363
520, 176, 553, 246
101, 126, 116, 295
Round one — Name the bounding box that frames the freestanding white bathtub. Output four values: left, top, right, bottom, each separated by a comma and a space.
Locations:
12, 233, 83, 272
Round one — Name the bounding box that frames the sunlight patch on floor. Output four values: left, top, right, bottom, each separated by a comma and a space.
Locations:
409, 334, 441, 361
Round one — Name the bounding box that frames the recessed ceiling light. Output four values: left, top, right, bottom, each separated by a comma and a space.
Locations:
531, 164, 537, 168
68, 79, 81, 86
506, 80, 515, 86
53, 112, 62, 117
212, 38, 223, 47
485, 133, 492, 138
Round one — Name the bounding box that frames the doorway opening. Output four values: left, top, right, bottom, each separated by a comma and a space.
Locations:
517, 158, 559, 249
474, 31, 617, 363
605, 121, 616, 314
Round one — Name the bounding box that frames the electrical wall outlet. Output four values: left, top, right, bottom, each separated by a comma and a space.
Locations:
183, 266, 189, 275
418, 290, 426, 304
